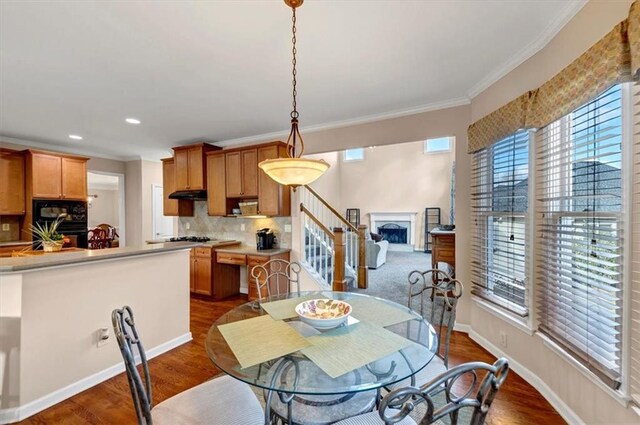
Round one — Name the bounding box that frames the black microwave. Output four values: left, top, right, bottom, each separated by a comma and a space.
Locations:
33, 200, 87, 224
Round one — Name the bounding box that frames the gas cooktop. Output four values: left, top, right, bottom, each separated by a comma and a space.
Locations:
169, 236, 212, 243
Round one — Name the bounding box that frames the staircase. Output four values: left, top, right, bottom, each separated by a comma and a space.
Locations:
299, 186, 368, 290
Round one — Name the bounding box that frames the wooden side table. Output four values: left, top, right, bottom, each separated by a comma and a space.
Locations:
431, 230, 455, 276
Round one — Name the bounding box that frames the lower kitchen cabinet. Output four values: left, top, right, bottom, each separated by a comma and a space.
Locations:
190, 246, 240, 299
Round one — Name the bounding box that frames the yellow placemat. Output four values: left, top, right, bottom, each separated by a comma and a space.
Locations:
301, 321, 412, 378
218, 315, 311, 369
260, 292, 325, 320
348, 297, 417, 327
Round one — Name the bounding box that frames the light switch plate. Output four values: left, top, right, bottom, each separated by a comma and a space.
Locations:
1, 223, 9, 231
240, 223, 246, 231
284, 224, 292, 233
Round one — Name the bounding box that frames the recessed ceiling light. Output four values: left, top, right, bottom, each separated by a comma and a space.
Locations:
125, 118, 141, 124
69, 134, 83, 140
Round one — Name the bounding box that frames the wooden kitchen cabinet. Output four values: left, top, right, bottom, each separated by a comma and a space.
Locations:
61, 157, 88, 200
26, 150, 88, 200
225, 149, 257, 198
206, 153, 226, 216
258, 145, 291, 216
172, 143, 220, 191
190, 246, 241, 299
0, 149, 25, 215
161, 158, 194, 216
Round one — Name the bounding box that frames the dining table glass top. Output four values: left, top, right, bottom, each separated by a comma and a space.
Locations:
205, 291, 438, 395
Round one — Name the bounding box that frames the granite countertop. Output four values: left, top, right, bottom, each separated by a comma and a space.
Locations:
145, 239, 240, 249
0, 240, 32, 247
214, 245, 291, 256
0, 242, 200, 273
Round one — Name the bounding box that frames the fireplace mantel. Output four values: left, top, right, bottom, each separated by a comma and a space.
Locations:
369, 212, 418, 248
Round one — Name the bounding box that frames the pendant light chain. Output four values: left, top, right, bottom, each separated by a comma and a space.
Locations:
286, 4, 304, 159
291, 7, 298, 119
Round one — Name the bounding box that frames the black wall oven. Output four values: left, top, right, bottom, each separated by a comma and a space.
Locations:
32, 200, 88, 248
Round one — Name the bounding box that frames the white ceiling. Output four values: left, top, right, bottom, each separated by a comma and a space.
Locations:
0, 0, 585, 160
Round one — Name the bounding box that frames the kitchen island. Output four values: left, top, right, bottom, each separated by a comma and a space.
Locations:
0, 242, 197, 423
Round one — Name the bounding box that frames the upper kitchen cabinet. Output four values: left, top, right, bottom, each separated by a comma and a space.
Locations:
205, 142, 291, 216
161, 158, 194, 217
172, 143, 220, 191
25, 150, 88, 200
206, 153, 226, 216
225, 149, 257, 198
0, 149, 25, 215
258, 144, 291, 216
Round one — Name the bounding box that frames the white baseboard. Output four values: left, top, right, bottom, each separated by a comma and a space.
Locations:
0, 332, 192, 424
468, 329, 584, 425
453, 323, 471, 333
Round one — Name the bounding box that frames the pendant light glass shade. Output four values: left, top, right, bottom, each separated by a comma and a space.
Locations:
258, 157, 329, 188
258, 0, 329, 188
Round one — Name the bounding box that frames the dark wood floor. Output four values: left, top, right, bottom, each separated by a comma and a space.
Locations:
19, 295, 566, 424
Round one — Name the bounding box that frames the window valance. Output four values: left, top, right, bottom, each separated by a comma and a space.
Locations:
467, 1, 640, 153
467, 92, 532, 154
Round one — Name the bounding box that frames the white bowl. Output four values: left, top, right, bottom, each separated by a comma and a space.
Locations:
295, 299, 352, 330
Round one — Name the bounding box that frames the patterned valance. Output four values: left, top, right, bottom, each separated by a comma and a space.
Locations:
467, 93, 532, 153
527, 22, 631, 129
630, 1, 640, 78
468, 1, 640, 153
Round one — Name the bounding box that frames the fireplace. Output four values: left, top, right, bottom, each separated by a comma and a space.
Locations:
369, 212, 418, 250
378, 223, 408, 244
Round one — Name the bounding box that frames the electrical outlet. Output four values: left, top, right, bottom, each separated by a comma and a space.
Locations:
97, 328, 110, 347
240, 223, 246, 231
1, 223, 9, 231
499, 331, 507, 348
284, 224, 292, 233
186, 222, 191, 230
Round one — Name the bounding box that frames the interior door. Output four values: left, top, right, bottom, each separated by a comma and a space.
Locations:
152, 185, 174, 239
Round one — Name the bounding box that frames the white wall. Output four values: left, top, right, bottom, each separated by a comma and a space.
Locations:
0, 249, 191, 421
87, 189, 118, 228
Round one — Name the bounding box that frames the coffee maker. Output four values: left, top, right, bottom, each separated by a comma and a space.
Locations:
256, 228, 276, 250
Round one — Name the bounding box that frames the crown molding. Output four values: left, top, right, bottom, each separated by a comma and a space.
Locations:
467, 0, 588, 99
217, 96, 470, 148
0, 135, 130, 161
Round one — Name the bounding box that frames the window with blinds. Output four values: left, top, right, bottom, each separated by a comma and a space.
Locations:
536, 84, 624, 389
471, 130, 529, 317
630, 82, 640, 407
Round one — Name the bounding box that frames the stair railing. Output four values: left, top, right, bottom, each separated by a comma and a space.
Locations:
299, 186, 368, 290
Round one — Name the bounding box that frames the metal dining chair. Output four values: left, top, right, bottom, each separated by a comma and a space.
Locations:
111, 306, 264, 425
334, 358, 509, 425
250, 259, 301, 304
388, 269, 464, 391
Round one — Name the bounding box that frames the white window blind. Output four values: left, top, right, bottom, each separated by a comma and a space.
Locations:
536, 85, 624, 389
630, 81, 640, 406
471, 130, 529, 317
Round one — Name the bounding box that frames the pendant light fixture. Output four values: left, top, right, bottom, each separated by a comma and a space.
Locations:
258, 0, 329, 188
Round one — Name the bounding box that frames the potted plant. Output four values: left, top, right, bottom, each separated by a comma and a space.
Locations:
30, 218, 65, 252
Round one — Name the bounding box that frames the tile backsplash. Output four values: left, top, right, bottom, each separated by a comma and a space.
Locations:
0, 216, 22, 242
178, 202, 292, 248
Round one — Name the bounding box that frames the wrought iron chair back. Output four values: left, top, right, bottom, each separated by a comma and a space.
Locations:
251, 259, 301, 303
379, 358, 509, 425
407, 269, 463, 367
112, 306, 153, 425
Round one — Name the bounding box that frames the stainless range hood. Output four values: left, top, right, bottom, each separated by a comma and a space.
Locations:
168, 190, 207, 201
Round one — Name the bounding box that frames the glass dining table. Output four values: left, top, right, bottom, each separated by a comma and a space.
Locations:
205, 291, 438, 424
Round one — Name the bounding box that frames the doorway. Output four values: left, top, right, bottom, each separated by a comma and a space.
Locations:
87, 171, 126, 247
